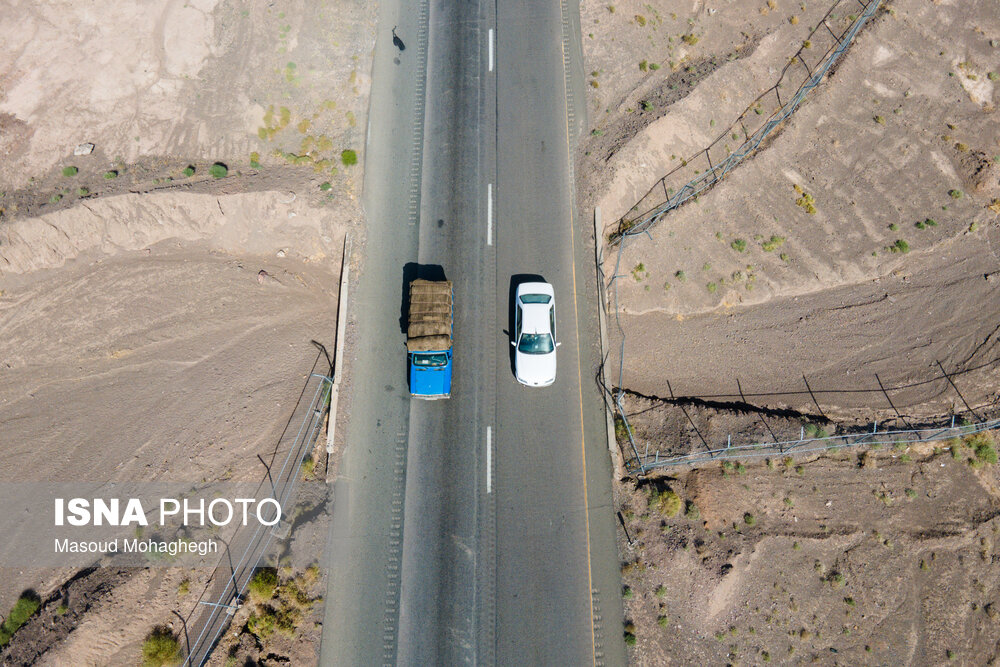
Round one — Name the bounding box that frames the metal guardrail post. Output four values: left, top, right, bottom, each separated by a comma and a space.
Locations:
325, 234, 352, 482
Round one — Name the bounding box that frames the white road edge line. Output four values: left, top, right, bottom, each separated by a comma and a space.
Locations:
487, 183, 493, 246
486, 426, 492, 494
488, 28, 494, 72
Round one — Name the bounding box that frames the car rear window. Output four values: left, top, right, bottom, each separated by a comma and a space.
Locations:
520, 294, 551, 304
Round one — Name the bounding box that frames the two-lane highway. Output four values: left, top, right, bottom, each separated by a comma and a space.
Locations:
321, 0, 625, 663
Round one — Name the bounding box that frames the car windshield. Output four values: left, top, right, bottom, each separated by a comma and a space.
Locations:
519, 294, 552, 304
518, 333, 555, 354
412, 353, 448, 367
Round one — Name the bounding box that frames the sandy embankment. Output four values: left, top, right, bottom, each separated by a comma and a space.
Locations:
581, 0, 1000, 416
0, 190, 344, 626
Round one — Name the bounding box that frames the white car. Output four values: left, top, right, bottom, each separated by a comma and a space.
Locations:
512, 282, 560, 387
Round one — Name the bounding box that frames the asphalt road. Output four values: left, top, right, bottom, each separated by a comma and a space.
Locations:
321, 0, 625, 663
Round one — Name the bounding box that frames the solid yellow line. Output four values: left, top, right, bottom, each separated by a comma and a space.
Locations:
560, 39, 598, 667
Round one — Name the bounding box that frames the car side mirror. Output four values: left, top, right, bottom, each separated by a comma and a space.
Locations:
556, 342, 562, 347
510, 341, 516, 347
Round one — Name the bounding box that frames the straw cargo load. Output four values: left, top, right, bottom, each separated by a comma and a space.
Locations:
406, 279, 453, 352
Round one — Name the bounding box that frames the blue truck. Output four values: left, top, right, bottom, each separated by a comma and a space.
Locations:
406, 279, 453, 399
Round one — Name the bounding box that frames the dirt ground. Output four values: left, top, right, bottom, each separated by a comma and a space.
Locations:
0, 0, 373, 663
616, 436, 1000, 666
579, 0, 1000, 417
576, 0, 1000, 664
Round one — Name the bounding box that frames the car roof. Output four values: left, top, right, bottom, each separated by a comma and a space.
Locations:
520, 302, 552, 334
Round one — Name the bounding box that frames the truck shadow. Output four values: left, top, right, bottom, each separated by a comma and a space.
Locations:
507, 274, 547, 377
400, 262, 447, 334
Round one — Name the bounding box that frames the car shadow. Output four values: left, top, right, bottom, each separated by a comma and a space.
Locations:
507, 273, 547, 378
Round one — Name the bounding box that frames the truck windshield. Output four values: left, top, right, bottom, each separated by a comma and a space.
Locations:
412, 353, 449, 367
518, 333, 554, 354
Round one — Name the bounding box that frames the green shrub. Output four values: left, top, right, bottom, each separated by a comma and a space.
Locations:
651, 489, 681, 517
209, 163, 228, 178
320, 181, 332, 191
182, 166, 195, 177
948, 189, 963, 199
614, 416, 629, 442
247, 607, 277, 639
0, 592, 40, 646
743, 513, 756, 526
77, 187, 90, 196
103, 170, 118, 179
300, 455, 316, 479
706, 282, 717, 293
248, 567, 278, 603
657, 615, 668, 627
141, 625, 180, 666
684, 501, 700, 521
340, 149, 358, 166
624, 631, 637, 645
761, 235, 785, 251
730, 238, 747, 252
62, 166, 78, 177
828, 572, 845, 588
967, 433, 998, 464
889, 239, 910, 253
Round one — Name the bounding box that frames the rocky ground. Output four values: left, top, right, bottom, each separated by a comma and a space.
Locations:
575, 0, 1000, 664
0, 0, 373, 663
616, 433, 1000, 666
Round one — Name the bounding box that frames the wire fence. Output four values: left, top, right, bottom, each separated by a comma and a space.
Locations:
609, 0, 883, 244
182, 372, 332, 666
589, 0, 997, 477
627, 413, 1000, 474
